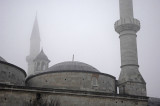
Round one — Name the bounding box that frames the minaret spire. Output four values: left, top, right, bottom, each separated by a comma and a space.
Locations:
30, 14, 40, 42
26, 14, 41, 75
115, 0, 146, 96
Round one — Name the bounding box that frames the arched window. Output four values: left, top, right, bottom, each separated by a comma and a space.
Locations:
37, 62, 40, 71
92, 77, 98, 87
41, 62, 46, 71
37, 62, 40, 67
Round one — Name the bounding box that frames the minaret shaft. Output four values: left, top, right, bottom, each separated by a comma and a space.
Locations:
119, 0, 133, 18
115, 0, 146, 96
120, 31, 138, 66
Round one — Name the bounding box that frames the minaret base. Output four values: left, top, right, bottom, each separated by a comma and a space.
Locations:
119, 81, 146, 96
118, 65, 146, 96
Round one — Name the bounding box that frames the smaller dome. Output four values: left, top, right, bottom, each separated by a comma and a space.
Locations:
47, 61, 100, 72
0, 58, 26, 86
34, 50, 50, 62
0, 56, 7, 62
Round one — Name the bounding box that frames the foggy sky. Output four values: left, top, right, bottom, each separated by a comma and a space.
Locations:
0, 0, 160, 98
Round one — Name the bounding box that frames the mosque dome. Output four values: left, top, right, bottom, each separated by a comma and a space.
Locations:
26, 61, 116, 94
0, 56, 26, 86
46, 61, 100, 73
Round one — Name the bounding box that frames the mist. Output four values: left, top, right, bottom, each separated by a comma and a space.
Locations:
0, 0, 160, 98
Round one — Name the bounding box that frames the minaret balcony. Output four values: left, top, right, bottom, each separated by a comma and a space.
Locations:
114, 18, 140, 34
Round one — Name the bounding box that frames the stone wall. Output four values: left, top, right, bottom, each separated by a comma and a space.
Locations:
26, 71, 116, 93
0, 85, 148, 106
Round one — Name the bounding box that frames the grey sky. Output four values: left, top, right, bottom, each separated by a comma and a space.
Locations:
0, 0, 160, 98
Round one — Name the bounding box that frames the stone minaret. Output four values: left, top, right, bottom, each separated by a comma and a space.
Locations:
115, 0, 146, 96
26, 15, 41, 75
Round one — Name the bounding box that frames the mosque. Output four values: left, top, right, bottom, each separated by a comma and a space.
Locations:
0, 0, 160, 106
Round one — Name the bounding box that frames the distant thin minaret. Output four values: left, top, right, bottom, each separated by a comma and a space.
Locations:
115, 0, 146, 96
26, 15, 41, 75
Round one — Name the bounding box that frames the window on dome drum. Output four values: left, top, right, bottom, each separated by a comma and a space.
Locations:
92, 77, 98, 87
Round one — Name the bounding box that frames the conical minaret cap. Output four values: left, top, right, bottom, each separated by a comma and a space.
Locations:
34, 49, 50, 62
30, 15, 41, 41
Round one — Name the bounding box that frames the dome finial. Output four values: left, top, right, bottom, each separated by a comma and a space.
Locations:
72, 54, 74, 61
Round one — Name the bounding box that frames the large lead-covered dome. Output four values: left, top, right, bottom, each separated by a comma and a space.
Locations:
46, 61, 100, 72
26, 61, 116, 93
